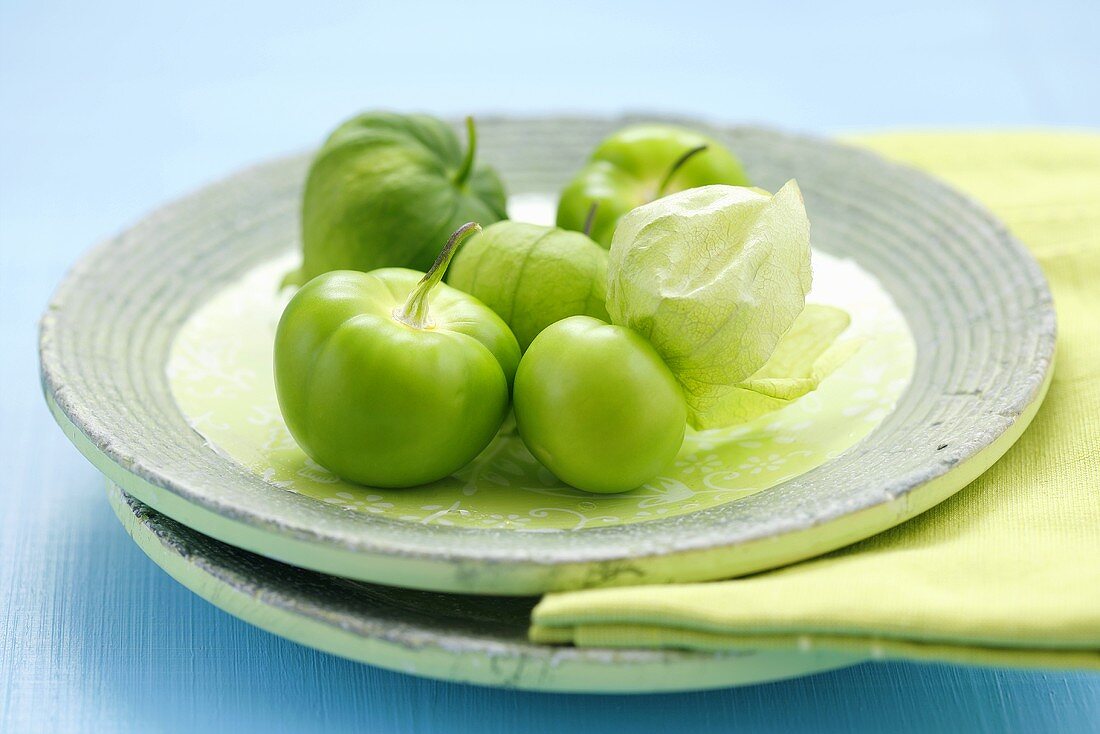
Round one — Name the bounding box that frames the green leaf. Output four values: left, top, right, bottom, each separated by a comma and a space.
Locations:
607, 181, 817, 428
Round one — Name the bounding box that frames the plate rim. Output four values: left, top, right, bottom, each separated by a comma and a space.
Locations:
39, 118, 1057, 594
105, 481, 862, 693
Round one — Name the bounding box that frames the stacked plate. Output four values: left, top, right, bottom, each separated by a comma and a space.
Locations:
39, 118, 1054, 692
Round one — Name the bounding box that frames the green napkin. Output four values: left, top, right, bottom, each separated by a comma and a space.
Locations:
530, 132, 1100, 671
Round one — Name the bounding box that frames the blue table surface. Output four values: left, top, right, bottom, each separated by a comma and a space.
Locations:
2, 1, 1099, 731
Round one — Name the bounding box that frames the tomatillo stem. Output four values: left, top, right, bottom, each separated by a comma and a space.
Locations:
396, 222, 482, 329
657, 143, 709, 197
582, 202, 598, 237
453, 116, 477, 187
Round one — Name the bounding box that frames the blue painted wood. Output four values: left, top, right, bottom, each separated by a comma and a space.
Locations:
2, 1, 1099, 731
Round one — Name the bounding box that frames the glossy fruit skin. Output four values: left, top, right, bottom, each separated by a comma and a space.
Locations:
274, 268, 520, 487
556, 124, 751, 247
513, 316, 687, 494
447, 221, 611, 350
296, 112, 507, 283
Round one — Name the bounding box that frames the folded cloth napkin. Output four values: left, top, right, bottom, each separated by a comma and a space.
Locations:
530, 132, 1100, 671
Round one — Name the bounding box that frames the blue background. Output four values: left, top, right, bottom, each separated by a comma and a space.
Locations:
2, 1, 1098, 731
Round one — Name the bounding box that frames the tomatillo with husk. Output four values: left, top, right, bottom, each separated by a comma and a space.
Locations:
556, 123, 751, 247
290, 112, 508, 285
274, 223, 521, 488
513, 315, 687, 494
447, 220, 610, 350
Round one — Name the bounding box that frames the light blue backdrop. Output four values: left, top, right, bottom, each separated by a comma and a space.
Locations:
2, 1, 1098, 731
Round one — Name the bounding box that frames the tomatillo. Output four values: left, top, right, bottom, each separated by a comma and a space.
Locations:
513, 316, 687, 494
447, 221, 610, 350
556, 123, 751, 247
291, 112, 508, 285
274, 223, 521, 488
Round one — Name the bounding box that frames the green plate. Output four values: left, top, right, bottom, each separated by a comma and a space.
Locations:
41, 118, 1055, 595
106, 481, 861, 692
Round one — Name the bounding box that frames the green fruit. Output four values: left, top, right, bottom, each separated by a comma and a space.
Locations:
292, 112, 507, 284
447, 221, 610, 350
274, 224, 520, 487
557, 123, 751, 247
513, 316, 687, 494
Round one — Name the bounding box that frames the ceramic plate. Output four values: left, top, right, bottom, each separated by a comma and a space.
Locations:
41, 118, 1055, 594
106, 482, 860, 692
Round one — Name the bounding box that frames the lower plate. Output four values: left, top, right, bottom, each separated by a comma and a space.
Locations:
106, 482, 859, 692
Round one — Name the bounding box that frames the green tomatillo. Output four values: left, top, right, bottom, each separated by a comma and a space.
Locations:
447, 220, 610, 350
290, 112, 508, 285
274, 223, 521, 488
513, 315, 687, 494
557, 123, 751, 247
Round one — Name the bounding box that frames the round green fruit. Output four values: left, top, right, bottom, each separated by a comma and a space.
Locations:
513, 316, 687, 494
557, 123, 750, 247
274, 224, 520, 487
447, 221, 610, 350
292, 113, 507, 284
